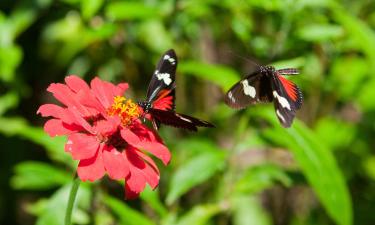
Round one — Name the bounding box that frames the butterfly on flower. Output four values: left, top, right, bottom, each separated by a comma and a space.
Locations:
138, 49, 215, 131
37, 76, 171, 199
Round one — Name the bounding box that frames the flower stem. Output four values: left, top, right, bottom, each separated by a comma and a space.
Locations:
65, 175, 81, 225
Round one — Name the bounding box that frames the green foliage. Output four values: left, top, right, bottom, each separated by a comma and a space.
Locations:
11, 161, 71, 190
166, 142, 227, 204
174, 204, 222, 225
257, 108, 352, 225
29, 183, 91, 225
179, 61, 240, 90
104, 195, 156, 225
1, 0, 374, 224
231, 196, 272, 225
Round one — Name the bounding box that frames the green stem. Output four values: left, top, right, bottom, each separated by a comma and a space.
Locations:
65, 175, 81, 225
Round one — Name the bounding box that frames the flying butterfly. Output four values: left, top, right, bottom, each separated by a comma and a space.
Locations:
224, 65, 303, 127
138, 49, 214, 131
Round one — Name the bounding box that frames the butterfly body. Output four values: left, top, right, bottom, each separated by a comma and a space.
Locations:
225, 65, 303, 128
138, 49, 214, 131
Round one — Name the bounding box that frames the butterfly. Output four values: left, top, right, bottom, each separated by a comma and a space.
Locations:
224, 65, 303, 127
138, 49, 214, 131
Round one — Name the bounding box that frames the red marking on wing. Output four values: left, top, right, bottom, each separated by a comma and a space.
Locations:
153, 89, 174, 110
278, 75, 298, 101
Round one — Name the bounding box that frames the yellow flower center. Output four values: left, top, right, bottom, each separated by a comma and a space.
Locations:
107, 96, 141, 126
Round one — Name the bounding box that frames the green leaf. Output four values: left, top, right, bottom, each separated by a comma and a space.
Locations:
333, 5, 375, 68
330, 57, 367, 100
231, 196, 272, 225
256, 108, 352, 225
314, 117, 356, 150
0, 117, 72, 165
363, 156, 375, 181
140, 185, 168, 217
270, 57, 306, 69
175, 204, 222, 225
10, 7, 37, 38
11, 161, 71, 190
0, 44, 22, 81
357, 77, 375, 110
81, 0, 104, 20
234, 164, 292, 194
105, 2, 160, 20
0, 92, 19, 115
35, 182, 91, 225
104, 195, 156, 225
297, 24, 344, 42
175, 138, 225, 156
166, 148, 227, 204
138, 20, 174, 52
179, 61, 240, 90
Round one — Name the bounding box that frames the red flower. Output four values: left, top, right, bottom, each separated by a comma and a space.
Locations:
37, 75, 171, 199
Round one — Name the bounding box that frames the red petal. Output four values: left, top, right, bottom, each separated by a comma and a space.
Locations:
133, 149, 159, 175
90, 77, 129, 108
121, 126, 171, 165
47, 83, 93, 117
65, 75, 90, 93
77, 145, 105, 181
68, 107, 95, 134
76, 89, 105, 114
37, 104, 76, 124
124, 182, 141, 199
102, 146, 129, 180
127, 147, 159, 187
65, 133, 99, 160
44, 119, 79, 137
90, 78, 116, 108
123, 147, 161, 199
116, 83, 129, 95
93, 118, 119, 136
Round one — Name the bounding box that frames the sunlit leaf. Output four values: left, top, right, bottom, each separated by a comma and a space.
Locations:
314, 117, 356, 150
231, 196, 272, 225
140, 185, 168, 217
330, 57, 367, 100
138, 20, 173, 52
271, 57, 306, 69
0, 117, 72, 165
175, 204, 222, 225
11, 161, 71, 190
35, 182, 91, 225
234, 164, 292, 194
104, 195, 156, 225
254, 108, 352, 225
179, 61, 240, 90
105, 2, 160, 20
0, 45, 22, 81
166, 147, 227, 204
333, 5, 375, 67
81, 0, 104, 19
357, 77, 375, 110
0, 92, 19, 115
297, 24, 344, 42
363, 156, 375, 181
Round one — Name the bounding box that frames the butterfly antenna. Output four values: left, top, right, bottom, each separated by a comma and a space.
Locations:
225, 50, 261, 68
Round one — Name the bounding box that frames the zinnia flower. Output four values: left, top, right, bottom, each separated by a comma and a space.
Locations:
37, 75, 171, 199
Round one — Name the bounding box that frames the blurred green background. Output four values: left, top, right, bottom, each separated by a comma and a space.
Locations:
1, 0, 375, 225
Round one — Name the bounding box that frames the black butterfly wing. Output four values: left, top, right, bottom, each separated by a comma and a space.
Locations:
224, 70, 273, 109
148, 108, 214, 131
146, 49, 177, 105
270, 72, 303, 127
